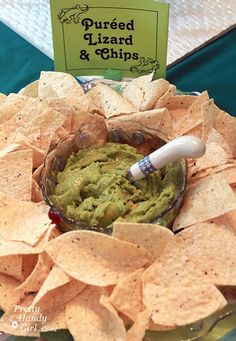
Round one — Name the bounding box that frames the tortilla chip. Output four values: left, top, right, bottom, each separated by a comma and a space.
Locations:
0, 94, 30, 125
154, 84, 176, 109
32, 265, 86, 310
70, 108, 108, 146
173, 174, 236, 231
36, 224, 61, 248
174, 91, 209, 136
106, 108, 173, 142
18, 80, 39, 97
213, 109, 236, 157
16, 252, 53, 293
218, 167, 236, 185
166, 94, 196, 110
22, 254, 38, 281
183, 123, 203, 138
0, 236, 42, 257
87, 82, 136, 118
189, 142, 229, 176
0, 194, 51, 246
38, 71, 85, 99
0, 93, 6, 101
21, 139, 46, 168
31, 178, 43, 203
142, 243, 227, 326
0, 143, 21, 157
44, 231, 149, 286
41, 304, 67, 332
174, 222, 236, 286
65, 286, 126, 341
0, 149, 33, 201
199, 99, 220, 141
109, 268, 144, 322
188, 162, 236, 183
113, 222, 174, 262
127, 310, 150, 341
219, 209, 236, 235
0, 255, 23, 281
0, 273, 27, 312
122, 75, 170, 111
206, 128, 233, 157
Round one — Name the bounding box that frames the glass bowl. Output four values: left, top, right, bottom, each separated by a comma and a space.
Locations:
40, 123, 187, 234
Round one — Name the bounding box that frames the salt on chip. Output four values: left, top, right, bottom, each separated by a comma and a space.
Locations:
142, 244, 227, 327
113, 222, 174, 261
87, 82, 136, 118
38, 71, 85, 99
154, 84, 176, 109
0, 273, 27, 312
174, 222, 236, 286
122, 74, 170, 111
44, 230, 149, 286
174, 91, 209, 136
0, 193, 51, 246
106, 108, 173, 142
0, 93, 30, 124
166, 94, 196, 110
173, 173, 236, 231
109, 268, 145, 322
65, 286, 126, 341
0, 149, 33, 201
32, 265, 86, 309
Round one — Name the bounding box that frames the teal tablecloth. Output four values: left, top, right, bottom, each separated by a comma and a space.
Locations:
0, 21, 236, 341
0, 22, 235, 116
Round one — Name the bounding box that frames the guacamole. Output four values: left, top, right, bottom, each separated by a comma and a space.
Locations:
52, 143, 179, 227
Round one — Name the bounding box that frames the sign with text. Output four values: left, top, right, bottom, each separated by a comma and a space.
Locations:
50, 0, 169, 79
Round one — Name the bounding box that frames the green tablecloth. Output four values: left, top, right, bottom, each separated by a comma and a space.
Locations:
0, 21, 236, 341
0, 22, 235, 116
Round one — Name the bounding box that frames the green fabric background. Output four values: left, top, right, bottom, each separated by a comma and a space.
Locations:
0, 22, 53, 95
166, 26, 236, 116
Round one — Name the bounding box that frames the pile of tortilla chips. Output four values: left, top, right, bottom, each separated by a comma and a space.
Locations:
0, 71, 236, 340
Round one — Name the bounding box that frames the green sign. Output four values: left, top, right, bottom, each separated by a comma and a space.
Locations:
50, 0, 169, 79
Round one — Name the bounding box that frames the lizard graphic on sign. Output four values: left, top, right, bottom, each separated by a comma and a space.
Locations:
130, 57, 160, 74
58, 4, 89, 24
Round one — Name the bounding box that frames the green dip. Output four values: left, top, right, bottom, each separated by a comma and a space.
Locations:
52, 143, 179, 228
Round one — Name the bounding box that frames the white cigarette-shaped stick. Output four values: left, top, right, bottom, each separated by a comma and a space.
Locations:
128, 136, 206, 181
